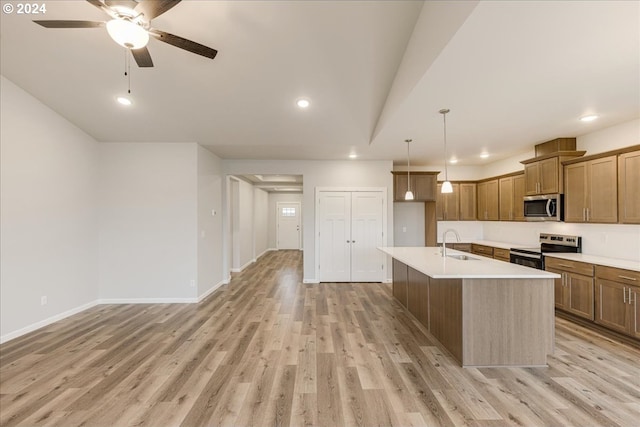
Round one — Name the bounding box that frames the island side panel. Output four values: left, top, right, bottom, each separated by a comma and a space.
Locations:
407, 266, 429, 329
461, 278, 555, 367
429, 278, 463, 363
392, 258, 408, 308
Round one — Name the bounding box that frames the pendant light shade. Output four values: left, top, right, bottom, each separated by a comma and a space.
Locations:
404, 139, 414, 200
440, 108, 453, 194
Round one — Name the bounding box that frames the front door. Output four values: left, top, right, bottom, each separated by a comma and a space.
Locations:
277, 202, 301, 250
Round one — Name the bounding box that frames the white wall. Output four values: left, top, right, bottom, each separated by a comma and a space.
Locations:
98, 143, 198, 302
578, 118, 640, 154
224, 160, 394, 282
393, 203, 425, 246
268, 193, 303, 249
1, 76, 99, 341
253, 188, 269, 259
197, 145, 225, 299
232, 178, 255, 271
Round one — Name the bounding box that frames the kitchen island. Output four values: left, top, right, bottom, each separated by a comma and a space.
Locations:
379, 246, 560, 367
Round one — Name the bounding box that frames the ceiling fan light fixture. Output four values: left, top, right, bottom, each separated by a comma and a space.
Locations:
106, 19, 149, 49
296, 98, 310, 109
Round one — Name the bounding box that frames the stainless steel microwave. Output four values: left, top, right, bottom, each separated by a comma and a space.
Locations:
523, 194, 563, 221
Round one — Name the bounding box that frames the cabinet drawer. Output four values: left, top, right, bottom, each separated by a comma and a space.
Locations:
493, 248, 510, 261
545, 257, 594, 277
471, 244, 494, 257
595, 265, 640, 284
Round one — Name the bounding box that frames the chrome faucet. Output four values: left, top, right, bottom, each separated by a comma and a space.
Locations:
441, 228, 461, 257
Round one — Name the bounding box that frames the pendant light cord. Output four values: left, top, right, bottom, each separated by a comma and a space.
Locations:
406, 139, 411, 192
440, 109, 450, 181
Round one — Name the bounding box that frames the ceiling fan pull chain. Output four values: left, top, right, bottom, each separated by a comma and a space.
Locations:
124, 48, 128, 76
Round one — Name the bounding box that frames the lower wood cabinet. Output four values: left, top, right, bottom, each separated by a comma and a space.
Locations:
471, 244, 494, 258
545, 257, 594, 320
428, 278, 462, 362
493, 248, 511, 262
595, 265, 640, 339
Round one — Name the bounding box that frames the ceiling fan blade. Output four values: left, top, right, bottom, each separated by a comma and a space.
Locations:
85, 0, 105, 10
149, 29, 217, 59
131, 47, 154, 67
33, 20, 105, 28
135, 0, 181, 21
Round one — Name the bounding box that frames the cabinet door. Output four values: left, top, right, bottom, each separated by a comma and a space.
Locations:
539, 157, 559, 194
524, 162, 540, 195
486, 179, 499, 220
444, 184, 459, 220
436, 184, 444, 220
587, 156, 617, 223
595, 279, 630, 334
499, 177, 514, 220
631, 286, 640, 340
459, 183, 477, 220
512, 174, 525, 221
477, 182, 487, 220
394, 174, 409, 202
566, 272, 594, 320
414, 175, 436, 201
618, 150, 640, 224
547, 267, 567, 310
564, 162, 588, 222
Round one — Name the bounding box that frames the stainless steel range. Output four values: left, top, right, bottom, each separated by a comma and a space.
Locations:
510, 233, 581, 270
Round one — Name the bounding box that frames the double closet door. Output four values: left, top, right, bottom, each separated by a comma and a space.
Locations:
318, 191, 384, 282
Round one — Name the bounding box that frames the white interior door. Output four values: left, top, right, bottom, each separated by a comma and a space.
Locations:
277, 202, 301, 249
318, 192, 351, 282
318, 190, 384, 283
351, 192, 384, 282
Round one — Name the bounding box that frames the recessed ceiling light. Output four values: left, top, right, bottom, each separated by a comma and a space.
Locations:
349, 153, 357, 159
296, 98, 310, 109
580, 114, 598, 122
116, 96, 132, 106
480, 152, 490, 159
450, 158, 458, 164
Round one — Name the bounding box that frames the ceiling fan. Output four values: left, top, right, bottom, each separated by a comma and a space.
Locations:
33, 0, 217, 67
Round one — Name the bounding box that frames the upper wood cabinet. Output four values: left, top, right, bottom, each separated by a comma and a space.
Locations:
477, 179, 499, 220
499, 174, 525, 221
436, 183, 460, 221
618, 150, 640, 224
459, 183, 477, 221
436, 182, 476, 221
524, 157, 560, 195
564, 155, 617, 223
392, 172, 438, 202
521, 151, 585, 195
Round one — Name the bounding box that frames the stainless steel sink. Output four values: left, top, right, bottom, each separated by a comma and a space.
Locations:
446, 254, 479, 261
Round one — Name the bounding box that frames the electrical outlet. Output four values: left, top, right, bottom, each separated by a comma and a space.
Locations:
41, 296, 47, 306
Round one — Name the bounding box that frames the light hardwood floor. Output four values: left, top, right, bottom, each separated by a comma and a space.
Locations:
1, 250, 639, 426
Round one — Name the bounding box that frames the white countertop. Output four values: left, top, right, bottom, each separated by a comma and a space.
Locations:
379, 247, 560, 279
544, 253, 640, 273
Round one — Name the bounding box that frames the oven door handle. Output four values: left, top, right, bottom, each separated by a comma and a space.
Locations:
510, 250, 542, 260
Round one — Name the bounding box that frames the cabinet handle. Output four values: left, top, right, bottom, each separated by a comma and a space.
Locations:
558, 264, 572, 268
619, 275, 637, 281
586, 208, 590, 222
629, 289, 635, 305
582, 208, 586, 221
623, 286, 628, 303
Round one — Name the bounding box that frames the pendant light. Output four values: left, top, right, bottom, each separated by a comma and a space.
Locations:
440, 108, 453, 194
404, 139, 414, 200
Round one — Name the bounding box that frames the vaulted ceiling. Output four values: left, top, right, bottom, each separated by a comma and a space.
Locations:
1, 1, 638, 166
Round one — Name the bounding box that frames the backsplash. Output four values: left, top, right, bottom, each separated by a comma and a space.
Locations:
438, 221, 640, 263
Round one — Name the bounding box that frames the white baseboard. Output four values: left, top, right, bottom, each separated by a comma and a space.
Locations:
383, 278, 393, 283
231, 258, 254, 273
98, 297, 199, 304
0, 300, 100, 344
303, 278, 320, 284
198, 280, 226, 302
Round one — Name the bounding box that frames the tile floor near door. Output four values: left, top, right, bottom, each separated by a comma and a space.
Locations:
0, 250, 639, 426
